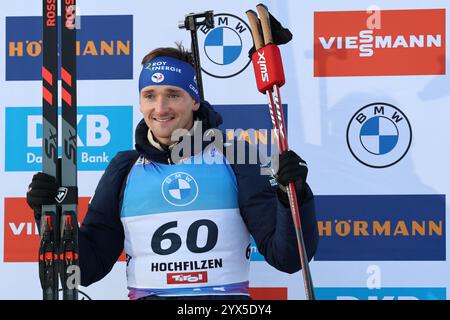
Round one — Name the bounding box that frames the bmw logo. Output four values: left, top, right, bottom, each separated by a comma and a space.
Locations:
346, 102, 412, 168
198, 13, 253, 78
161, 172, 199, 206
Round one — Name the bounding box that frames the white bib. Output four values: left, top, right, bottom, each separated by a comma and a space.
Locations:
120, 147, 251, 293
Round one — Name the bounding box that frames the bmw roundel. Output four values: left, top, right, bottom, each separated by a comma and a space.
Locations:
346, 102, 412, 168
198, 13, 253, 78
161, 172, 199, 206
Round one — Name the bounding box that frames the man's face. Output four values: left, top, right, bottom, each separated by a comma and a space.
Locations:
139, 85, 200, 145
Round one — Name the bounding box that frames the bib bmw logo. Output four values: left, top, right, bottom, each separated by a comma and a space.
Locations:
198, 13, 253, 78
346, 102, 412, 168
162, 172, 199, 206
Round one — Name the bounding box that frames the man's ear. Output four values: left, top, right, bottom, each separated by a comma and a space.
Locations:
138, 96, 143, 113
193, 101, 200, 111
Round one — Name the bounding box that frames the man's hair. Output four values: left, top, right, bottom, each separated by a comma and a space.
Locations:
141, 42, 195, 66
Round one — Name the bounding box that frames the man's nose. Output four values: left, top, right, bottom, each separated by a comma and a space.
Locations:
153, 96, 168, 114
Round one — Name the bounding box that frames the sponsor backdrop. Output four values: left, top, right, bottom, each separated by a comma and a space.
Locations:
0, 0, 448, 300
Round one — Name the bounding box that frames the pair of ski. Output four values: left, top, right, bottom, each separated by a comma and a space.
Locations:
40, 0, 79, 300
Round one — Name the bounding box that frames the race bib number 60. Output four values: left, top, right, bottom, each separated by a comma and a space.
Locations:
151, 219, 219, 255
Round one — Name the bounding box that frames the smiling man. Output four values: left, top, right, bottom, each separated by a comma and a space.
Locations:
139, 52, 201, 147
26, 44, 319, 300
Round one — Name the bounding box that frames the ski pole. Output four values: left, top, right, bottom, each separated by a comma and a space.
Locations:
246, 4, 316, 300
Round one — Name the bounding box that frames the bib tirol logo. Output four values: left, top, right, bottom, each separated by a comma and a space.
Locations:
162, 172, 199, 206
314, 9, 445, 76
347, 103, 412, 168
198, 14, 253, 78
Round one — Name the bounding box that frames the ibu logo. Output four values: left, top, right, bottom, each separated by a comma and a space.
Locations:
5, 106, 133, 171
162, 172, 199, 206
346, 102, 412, 168
198, 13, 253, 78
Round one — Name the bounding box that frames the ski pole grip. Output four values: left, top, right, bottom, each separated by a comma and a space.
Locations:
251, 44, 285, 93
246, 10, 264, 50
256, 4, 273, 45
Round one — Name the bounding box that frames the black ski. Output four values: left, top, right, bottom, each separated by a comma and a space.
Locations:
60, 0, 79, 300
40, 0, 59, 301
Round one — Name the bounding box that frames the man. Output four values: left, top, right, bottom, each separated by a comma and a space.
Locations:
27, 44, 318, 300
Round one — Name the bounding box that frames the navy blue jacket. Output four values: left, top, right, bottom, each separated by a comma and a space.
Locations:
79, 102, 318, 287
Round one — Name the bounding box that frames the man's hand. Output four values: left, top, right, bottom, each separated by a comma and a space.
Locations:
276, 150, 308, 207
277, 150, 308, 186
26, 172, 58, 211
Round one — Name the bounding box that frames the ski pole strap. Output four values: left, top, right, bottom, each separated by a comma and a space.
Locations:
251, 44, 285, 94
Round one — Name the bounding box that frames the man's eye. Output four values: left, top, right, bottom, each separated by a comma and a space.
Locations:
168, 94, 179, 98
145, 94, 154, 99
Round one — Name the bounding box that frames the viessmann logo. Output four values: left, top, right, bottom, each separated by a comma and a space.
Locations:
314, 9, 446, 76
5, 106, 133, 171
6, 15, 133, 80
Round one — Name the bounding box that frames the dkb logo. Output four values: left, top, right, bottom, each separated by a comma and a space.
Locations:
5, 106, 133, 171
